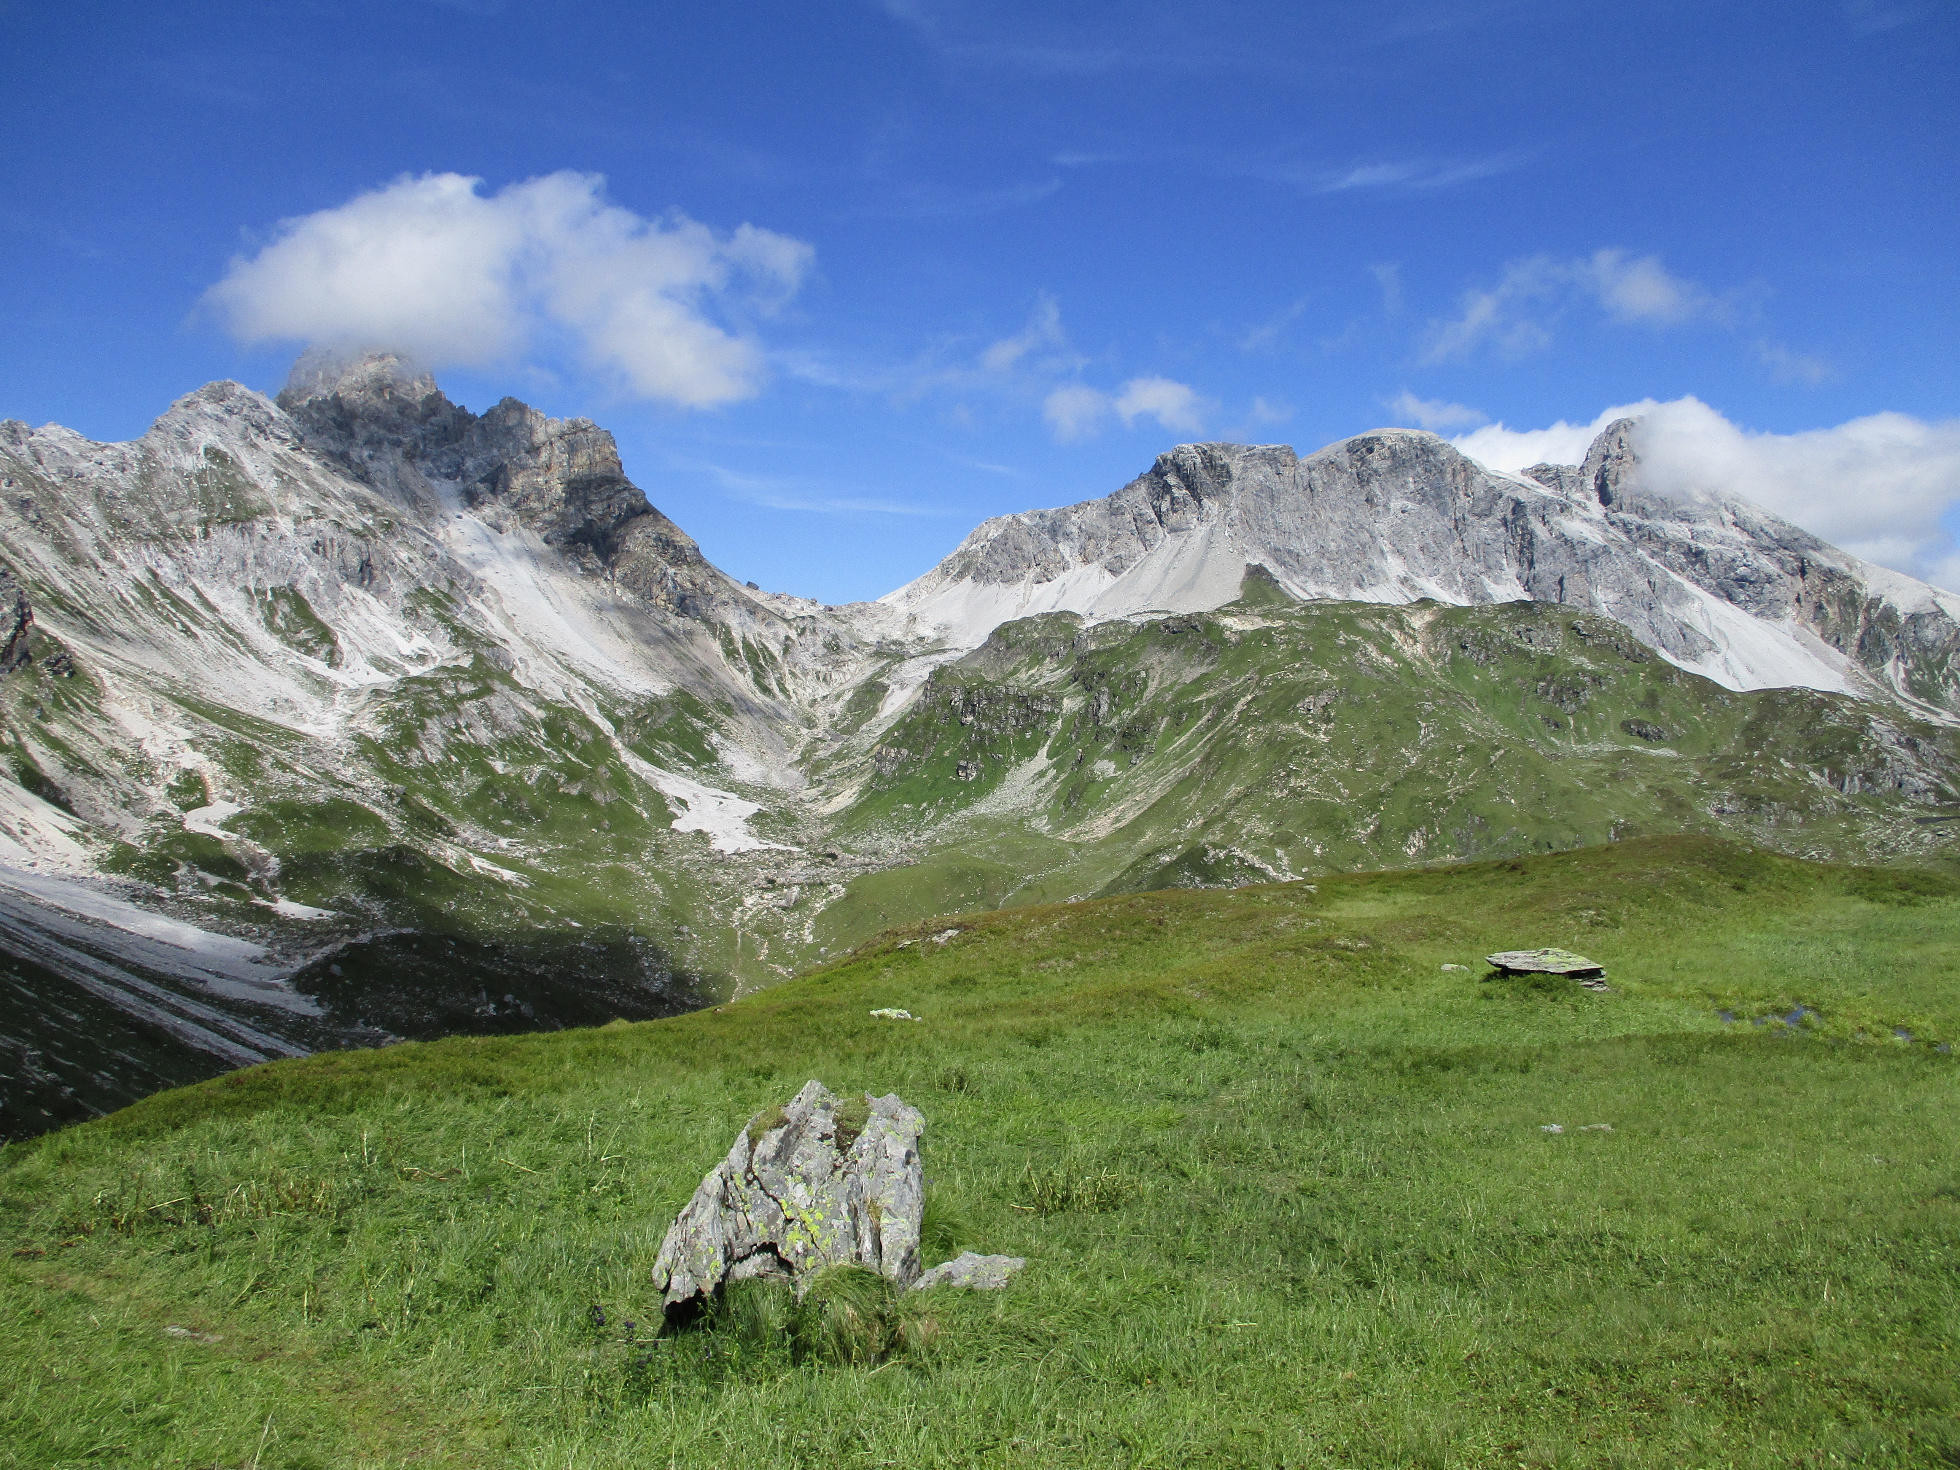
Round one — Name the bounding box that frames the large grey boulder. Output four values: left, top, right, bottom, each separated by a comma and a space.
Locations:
652, 1080, 926, 1317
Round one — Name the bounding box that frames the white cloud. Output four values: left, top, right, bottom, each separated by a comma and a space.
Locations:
1586, 248, 1713, 325
1424, 249, 1721, 362
1369, 262, 1403, 317
1114, 377, 1205, 434
1454, 399, 1960, 590
981, 294, 1066, 373
1238, 295, 1312, 353
204, 171, 812, 408
1043, 376, 1208, 442
1043, 384, 1111, 442
1450, 404, 1658, 473
1312, 153, 1528, 194
1757, 340, 1834, 386
1386, 390, 1486, 432
1248, 396, 1293, 426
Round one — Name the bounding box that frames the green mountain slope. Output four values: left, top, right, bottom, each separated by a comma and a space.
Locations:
3, 837, 1956, 1467
809, 585, 1960, 945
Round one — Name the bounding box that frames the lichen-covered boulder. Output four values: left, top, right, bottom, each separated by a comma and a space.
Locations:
652, 1080, 926, 1318
1485, 947, 1605, 978
912, 1251, 1025, 1291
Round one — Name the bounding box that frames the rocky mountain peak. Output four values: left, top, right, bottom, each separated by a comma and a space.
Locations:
277, 348, 441, 414
267, 351, 768, 628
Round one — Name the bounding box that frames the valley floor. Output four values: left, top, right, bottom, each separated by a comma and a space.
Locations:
2, 836, 1957, 1468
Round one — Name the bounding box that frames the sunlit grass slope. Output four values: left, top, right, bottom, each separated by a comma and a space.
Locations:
3, 836, 1958, 1468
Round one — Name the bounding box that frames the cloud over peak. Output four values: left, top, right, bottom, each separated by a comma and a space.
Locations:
1454, 399, 1960, 592
204, 171, 812, 408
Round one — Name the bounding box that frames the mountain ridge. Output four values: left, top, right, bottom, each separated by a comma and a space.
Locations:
885, 422, 1960, 717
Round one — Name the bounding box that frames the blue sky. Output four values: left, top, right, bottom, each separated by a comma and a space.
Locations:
3, 0, 1957, 600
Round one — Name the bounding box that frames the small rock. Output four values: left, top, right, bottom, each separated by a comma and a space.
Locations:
1440, 963, 1470, 972
1540, 1124, 1565, 1134
930, 928, 961, 945
162, 1325, 220, 1343
652, 1080, 925, 1318
869, 1008, 919, 1021
913, 1252, 1026, 1291
1578, 1123, 1613, 1132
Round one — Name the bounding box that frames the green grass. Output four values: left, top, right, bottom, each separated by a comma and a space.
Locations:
3, 836, 1957, 1467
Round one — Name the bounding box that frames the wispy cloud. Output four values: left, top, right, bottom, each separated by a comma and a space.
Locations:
1238, 295, 1313, 353
868, 2, 1291, 78
1370, 262, 1404, 316
1424, 249, 1831, 385
1424, 248, 1731, 362
982, 294, 1067, 373
1386, 391, 1487, 431
205, 171, 812, 408
1044, 376, 1209, 443
1757, 340, 1834, 386
676, 455, 949, 517
1054, 142, 1531, 199
1308, 152, 1531, 194
840, 175, 1063, 220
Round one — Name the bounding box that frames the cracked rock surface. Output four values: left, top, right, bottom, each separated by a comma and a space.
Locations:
913, 1251, 1026, 1290
652, 1080, 926, 1317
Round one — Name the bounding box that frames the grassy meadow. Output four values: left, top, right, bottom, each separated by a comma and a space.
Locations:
3, 835, 1958, 1467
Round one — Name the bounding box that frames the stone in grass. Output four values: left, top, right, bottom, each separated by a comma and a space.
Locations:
652, 1080, 926, 1320
913, 1251, 1026, 1291
1485, 947, 1609, 990
869, 1008, 919, 1021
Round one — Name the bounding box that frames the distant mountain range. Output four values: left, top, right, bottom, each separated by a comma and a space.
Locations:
3, 353, 1955, 1133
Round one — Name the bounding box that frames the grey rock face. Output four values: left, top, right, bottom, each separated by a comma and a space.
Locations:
888, 422, 1960, 716
653, 1080, 926, 1317
276, 352, 752, 625
912, 1251, 1025, 1291
0, 564, 32, 675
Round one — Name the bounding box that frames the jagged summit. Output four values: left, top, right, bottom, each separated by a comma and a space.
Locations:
886, 419, 1960, 715
277, 347, 439, 408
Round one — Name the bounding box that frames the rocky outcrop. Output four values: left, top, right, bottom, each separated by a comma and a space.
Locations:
653, 1081, 927, 1318
887, 423, 1960, 716
0, 564, 32, 674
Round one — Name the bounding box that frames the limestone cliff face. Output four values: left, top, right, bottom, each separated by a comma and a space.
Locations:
276, 353, 751, 624
887, 423, 1960, 716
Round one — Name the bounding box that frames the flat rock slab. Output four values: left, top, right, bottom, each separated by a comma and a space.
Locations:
1485, 947, 1606, 979
913, 1252, 1026, 1291
653, 1080, 926, 1318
